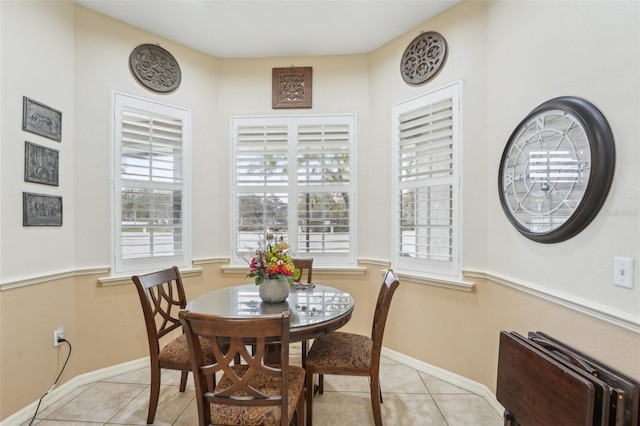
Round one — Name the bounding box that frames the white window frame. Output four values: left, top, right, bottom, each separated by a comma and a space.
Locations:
230, 114, 357, 266
391, 82, 461, 278
113, 92, 191, 274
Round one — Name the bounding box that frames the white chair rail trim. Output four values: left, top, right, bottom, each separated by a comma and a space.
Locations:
0, 267, 110, 291
465, 269, 640, 335
98, 267, 202, 287
3, 265, 637, 335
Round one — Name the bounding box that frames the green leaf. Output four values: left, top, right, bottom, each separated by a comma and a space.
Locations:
292, 268, 301, 281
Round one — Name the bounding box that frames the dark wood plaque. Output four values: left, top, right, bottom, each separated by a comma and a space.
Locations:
272, 67, 312, 109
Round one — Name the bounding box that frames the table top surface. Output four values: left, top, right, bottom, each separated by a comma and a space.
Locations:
186, 283, 354, 331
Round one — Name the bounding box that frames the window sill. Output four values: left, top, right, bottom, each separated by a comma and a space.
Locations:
393, 271, 475, 292
98, 267, 203, 287
221, 265, 367, 276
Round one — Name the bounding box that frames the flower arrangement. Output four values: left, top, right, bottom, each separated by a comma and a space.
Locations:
247, 232, 295, 285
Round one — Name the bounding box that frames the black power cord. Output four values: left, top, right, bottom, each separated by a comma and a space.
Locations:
29, 338, 72, 426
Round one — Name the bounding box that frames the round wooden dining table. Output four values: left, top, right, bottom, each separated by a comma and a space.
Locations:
185, 283, 354, 343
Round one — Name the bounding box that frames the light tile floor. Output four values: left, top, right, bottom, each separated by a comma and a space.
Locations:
24, 343, 503, 426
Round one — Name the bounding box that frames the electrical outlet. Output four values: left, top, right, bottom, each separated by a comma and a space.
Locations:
53, 326, 64, 347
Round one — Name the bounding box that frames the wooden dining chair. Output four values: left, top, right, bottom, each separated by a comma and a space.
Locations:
304, 269, 400, 426
179, 309, 305, 426
292, 258, 313, 367
292, 258, 313, 284
132, 266, 216, 424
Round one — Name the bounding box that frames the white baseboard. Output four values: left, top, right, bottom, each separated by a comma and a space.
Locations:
381, 347, 505, 416
0, 358, 148, 426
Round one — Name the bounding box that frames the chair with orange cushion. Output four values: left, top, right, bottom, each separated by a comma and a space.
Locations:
132, 266, 217, 424
179, 309, 305, 426
304, 269, 400, 426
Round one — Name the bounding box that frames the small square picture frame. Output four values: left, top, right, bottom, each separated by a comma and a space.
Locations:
272, 67, 312, 109
22, 96, 62, 142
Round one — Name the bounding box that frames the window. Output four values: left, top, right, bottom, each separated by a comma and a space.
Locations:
392, 83, 460, 277
113, 93, 191, 274
231, 115, 356, 266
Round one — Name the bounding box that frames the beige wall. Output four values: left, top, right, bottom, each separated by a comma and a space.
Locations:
384, 274, 640, 391
209, 55, 371, 256
1, 0, 639, 421
72, 6, 222, 267
484, 0, 640, 321
0, 1, 76, 416
2, 265, 637, 419
367, 0, 490, 267
0, 1, 76, 278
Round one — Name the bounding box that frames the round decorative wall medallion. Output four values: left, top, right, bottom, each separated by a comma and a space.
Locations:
498, 96, 615, 243
400, 31, 447, 85
129, 44, 181, 93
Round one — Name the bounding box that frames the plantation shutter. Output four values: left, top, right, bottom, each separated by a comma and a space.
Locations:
393, 84, 460, 277
232, 115, 356, 265
235, 124, 290, 250
114, 94, 190, 273
296, 123, 351, 254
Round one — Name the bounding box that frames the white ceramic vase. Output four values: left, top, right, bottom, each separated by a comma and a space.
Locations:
259, 278, 290, 303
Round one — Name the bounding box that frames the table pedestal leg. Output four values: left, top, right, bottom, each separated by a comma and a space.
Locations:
263, 343, 282, 365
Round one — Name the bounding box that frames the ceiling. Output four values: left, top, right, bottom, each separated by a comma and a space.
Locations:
74, 0, 461, 58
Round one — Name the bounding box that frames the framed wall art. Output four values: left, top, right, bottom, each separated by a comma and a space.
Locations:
25, 141, 59, 186
497, 96, 615, 243
129, 43, 182, 93
400, 31, 448, 85
22, 96, 62, 142
272, 66, 312, 109
23, 192, 63, 226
